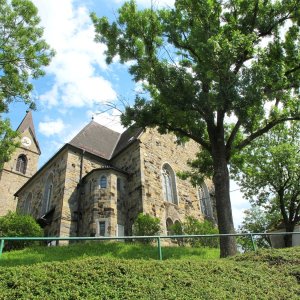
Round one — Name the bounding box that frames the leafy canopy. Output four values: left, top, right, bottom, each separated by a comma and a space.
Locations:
232, 122, 300, 232
92, 0, 300, 158
0, 0, 54, 165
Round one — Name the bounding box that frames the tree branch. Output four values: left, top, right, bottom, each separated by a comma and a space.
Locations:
226, 119, 241, 157
236, 117, 300, 150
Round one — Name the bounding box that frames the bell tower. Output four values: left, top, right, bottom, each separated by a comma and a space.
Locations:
0, 111, 40, 216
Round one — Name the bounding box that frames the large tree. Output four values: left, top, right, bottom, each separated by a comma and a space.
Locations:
232, 122, 300, 247
0, 0, 54, 164
92, 0, 300, 257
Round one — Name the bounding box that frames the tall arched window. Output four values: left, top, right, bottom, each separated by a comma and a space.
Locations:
16, 154, 27, 174
198, 183, 213, 219
23, 192, 32, 215
99, 176, 107, 188
162, 163, 178, 204
42, 174, 53, 215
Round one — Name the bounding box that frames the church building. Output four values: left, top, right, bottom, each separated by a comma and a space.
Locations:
1, 112, 215, 238
0, 111, 40, 216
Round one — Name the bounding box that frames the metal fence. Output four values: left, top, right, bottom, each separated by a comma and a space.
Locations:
0, 232, 299, 260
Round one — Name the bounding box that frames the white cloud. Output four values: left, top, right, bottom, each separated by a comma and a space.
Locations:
38, 119, 66, 137
32, 0, 117, 109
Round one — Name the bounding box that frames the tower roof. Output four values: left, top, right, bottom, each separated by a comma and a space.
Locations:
17, 110, 41, 154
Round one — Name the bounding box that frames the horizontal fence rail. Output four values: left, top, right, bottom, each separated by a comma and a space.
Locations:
0, 232, 299, 260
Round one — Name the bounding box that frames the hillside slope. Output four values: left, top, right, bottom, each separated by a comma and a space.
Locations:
0, 246, 299, 299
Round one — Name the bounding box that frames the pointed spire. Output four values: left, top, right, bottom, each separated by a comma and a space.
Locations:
17, 110, 36, 136
17, 110, 41, 154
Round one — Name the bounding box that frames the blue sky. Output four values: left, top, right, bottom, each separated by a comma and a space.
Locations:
5, 0, 249, 227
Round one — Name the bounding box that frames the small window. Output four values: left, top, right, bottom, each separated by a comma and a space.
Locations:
117, 178, 121, 191
117, 224, 124, 237
198, 183, 213, 220
16, 154, 27, 174
99, 176, 107, 188
99, 221, 105, 236
89, 180, 93, 193
42, 174, 53, 215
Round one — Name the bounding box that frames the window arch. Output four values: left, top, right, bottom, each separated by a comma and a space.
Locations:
166, 218, 174, 235
99, 176, 107, 188
23, 192, 32, 215
16, 154, 27, 174
42, 174, 53, 215
162, 163, 178, 204
198, 183, 213, 219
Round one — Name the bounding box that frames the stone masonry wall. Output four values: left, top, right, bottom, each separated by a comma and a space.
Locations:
78, 170, 127, 237
112, 141, 142, 235
59, 149, 108, 237
139, 128, 211, 234
0, 128, 39, 216
17, 148, 69, 237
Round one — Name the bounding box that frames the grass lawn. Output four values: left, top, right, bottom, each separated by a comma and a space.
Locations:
0, 243, 299, 299
0, 241, 219, 267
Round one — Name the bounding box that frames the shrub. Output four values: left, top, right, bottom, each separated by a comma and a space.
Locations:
0, 211, 43, 251
170, 221, 184, 246
132, 213, 160, 243
183, 217, 219, 248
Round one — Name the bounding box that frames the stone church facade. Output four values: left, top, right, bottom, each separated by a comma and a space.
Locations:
0, 111, 40, 216
1, 112, 215, 238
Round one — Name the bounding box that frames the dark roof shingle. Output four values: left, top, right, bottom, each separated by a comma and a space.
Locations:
68, 121, 121, 160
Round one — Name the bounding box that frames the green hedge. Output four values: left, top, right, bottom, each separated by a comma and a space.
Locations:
0, 247, 299, 299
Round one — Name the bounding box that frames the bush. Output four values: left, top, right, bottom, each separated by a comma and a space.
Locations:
0, 211, 43, 251
132, 213, 160, 243
183, 217, 219, 248
169, 221, 184, 246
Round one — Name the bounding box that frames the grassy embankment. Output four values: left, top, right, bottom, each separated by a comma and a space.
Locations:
0, 242, 299, 299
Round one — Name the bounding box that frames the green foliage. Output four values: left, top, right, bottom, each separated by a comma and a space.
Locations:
0, 119, 19, 167
0, 0, 54, 108
0, 246, 299, 299
0, 212, 43, 251
237, 205, 281, 252
0, 0, 54, 166
181, 217, 219, 248
132, 213, 160, 243
92, 0, 300, 257
232, 122, 300, 246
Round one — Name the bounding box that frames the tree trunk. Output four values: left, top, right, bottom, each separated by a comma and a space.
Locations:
209, 127, 237, 257
284, 223, 294, 247
213, 156, 237, 257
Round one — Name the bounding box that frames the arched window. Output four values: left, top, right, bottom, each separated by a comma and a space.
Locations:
99, 176, 107, 188
42, 174, 53, 215
198, 183, 213, 219
16, 154, 27, 174
166, 218, 174, 235
23, 192, 32, 215
162, 163, 178, 204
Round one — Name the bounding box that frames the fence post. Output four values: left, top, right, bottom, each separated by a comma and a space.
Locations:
250, 234, 257, 252
157, 237, 162, 260
0, 239, 4, 257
